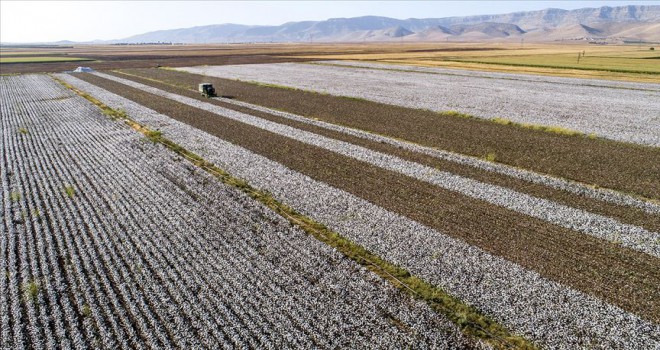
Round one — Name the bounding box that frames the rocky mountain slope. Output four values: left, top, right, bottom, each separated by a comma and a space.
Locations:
117, 5, 660, 43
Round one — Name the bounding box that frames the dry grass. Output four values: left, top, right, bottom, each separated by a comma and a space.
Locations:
5, 42, 656, 81
297, 42, 660, 82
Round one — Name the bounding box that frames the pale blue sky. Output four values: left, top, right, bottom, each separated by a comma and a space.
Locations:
1, 1, 656, 43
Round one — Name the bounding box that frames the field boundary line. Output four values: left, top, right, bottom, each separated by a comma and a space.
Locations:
52, 74, 539, 350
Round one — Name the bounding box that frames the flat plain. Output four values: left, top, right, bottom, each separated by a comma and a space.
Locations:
2, 43, 659, 349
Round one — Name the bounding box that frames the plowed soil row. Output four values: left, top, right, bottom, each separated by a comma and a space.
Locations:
0, 55, 313, 74
107, 70, 660, 233
118, 68, 660, 200
75, 72, 660, 323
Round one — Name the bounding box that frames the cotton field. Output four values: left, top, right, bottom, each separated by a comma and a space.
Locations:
2, 62, 658, 350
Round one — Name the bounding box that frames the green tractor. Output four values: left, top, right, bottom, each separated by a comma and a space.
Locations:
198, 83, 216, 98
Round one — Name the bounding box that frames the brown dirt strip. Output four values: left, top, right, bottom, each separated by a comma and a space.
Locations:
75, 72, 660, 323
118, 68, 660, 200
108, 70, 660, 233
0, 55, 315, 74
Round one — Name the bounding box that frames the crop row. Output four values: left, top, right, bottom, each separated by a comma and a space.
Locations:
1, 75, 476, 349
316, 61, 660, 91
221, 96, 659, 214
179, 62, 660, 146
91, 71, 660, 258
113, 67, 660, 201
57, 72, 660, 349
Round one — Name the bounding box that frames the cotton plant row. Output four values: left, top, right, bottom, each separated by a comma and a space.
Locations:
179, 63, 660, 146
222, 97, 659, 214
92, 71, 659, 257
316, 60, 660, 91
2, 75, 476, 349
58, 73, 660, 349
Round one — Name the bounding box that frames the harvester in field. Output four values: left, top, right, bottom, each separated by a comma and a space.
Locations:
199, 83, 216, 98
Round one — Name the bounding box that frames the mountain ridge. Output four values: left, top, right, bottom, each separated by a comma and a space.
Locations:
7, 5, 657, 45
115, 5, 659, 43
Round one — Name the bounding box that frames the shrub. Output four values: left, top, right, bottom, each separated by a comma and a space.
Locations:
82, 304, 92, 317
23, 280, 40, 302
484, 152, 498, 162
64, 185, 75, 198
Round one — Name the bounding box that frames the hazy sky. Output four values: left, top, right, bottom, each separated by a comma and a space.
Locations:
1, 1, 656, 43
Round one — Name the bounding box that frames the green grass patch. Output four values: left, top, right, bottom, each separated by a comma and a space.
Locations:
491, 117, 585, 137
22, 280, 40, 303
82, 304, 92, 318
483, 152, 498, 162
63, 185, 75, 198
245, 80, 301, 91
10, 191, 21, 202
441, 110, 472, 119
0, 56, 93, 64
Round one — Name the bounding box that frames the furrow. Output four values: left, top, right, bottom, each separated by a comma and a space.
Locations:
127, 66, 659, 200
180, 62, 660, 146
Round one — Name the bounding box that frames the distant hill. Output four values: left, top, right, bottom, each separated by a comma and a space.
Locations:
109, 5, 660, 43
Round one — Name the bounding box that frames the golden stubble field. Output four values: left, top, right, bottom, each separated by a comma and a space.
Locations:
295, 42, 660, 83
1, 42, 658, 82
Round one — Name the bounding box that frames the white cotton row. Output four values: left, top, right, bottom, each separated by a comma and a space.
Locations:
220, 96, 660, 214
178, 62, 660, 146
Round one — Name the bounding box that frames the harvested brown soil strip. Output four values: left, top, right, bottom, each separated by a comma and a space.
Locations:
120, 68, 660, 200
0, 54, 314, 74
75, 72, 660, 322
110, 70, 660, 233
